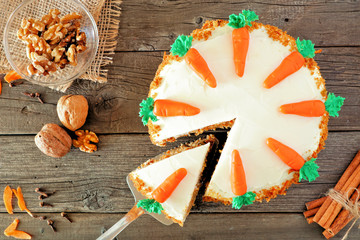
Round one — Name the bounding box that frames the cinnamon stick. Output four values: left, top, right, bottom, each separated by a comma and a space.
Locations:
305, 197, 326, 210
313, 151, 360, 224
323, 229, 333, 240
324, 185, 360, 238
303, 207, 320, 218
319, 164, 360, 229
307, 216, 315, 224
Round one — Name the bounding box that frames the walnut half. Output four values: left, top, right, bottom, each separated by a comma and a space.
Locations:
73, 130, 99, 153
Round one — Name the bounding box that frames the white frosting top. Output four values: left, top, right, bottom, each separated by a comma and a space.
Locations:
132, 143, 210, 222
150, 25, 325, 198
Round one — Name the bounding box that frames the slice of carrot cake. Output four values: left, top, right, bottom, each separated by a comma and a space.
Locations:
129, 135, 217, 226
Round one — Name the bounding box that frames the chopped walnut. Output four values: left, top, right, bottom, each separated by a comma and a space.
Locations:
73, 130, 99, 153
27, 64, 38, 75
58, 31, 76, 48
60, 12, 82, 24
43, 23, 68, 44
58, 58, 69, 69
66, 44, 77, 66
18, 9, 86, 76
30, 53, 57, 75
65, 21, 80, 32
51, 46, 65, 63
41, 9, 61, 28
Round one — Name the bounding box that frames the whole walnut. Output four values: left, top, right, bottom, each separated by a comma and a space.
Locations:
57, 95, 88, 131
35, 123, 72, 158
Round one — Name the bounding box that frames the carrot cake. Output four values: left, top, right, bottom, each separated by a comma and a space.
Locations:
139, 11, 344, 207
129, 135, 217, 226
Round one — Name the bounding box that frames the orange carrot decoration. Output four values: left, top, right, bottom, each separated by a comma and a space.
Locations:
4, 219, 19, 236
231, 150, 247, 196
279, 100, 325, 117
3, 185, 13, 214
4, 70, 22, 83
153, 99, 200, 117
232, 27, 250, 77
266, 138, 305, 170
152, 168, 187, 203
185, 48, 217, 88
263, 51, 305, 89
0, 79, 2, 95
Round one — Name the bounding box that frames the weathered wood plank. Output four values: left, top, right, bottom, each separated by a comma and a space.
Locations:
0, 212, 357, 240
117, 0, 360, 51
0, 131, 358, 213
0, 47, 359, 134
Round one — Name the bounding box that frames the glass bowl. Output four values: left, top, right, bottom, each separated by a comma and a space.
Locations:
3, 0, 99, 86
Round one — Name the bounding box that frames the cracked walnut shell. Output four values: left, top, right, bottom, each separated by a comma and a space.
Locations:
57, 95, 89, 131
35, 123, 72, 158
73, 130, 99, 153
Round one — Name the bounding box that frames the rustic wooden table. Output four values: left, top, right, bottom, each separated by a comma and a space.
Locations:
1, 1, 359, 239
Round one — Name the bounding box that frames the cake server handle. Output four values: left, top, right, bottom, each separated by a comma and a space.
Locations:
96, 204, 144, 240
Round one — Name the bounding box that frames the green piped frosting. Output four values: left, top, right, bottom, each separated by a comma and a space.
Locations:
170, 35, 193, 57
139, 97, 158, 126
296, 38, 315, 58
232, 192, 256, 210
242, 10, 259, 27
325, 93, 345, 117
137, 199, 163, 214
299, 158, 319, 182
228, 10, 259, 29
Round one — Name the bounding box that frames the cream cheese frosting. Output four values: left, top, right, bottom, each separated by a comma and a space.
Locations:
131, 143, 210, 223
150, 24, 325, 199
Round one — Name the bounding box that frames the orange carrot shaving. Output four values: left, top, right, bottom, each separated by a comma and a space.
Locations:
314, 49, 322, 54
4, 70, 22, 83
3, 185, 13, 214
263, 51, 305, 89
0, 79, 2, 95
279, 100, 325, 117
12, 187, 26, 211
232, 27, 249, 77
153, 99, 200, 117
7, 230, 32, 239
4, 219, 19, 236
231, 150, 247, 196
12, 187, 33, 217
266, 138, 305, 170
152, 168, 187, 203
185, 48, 217, 88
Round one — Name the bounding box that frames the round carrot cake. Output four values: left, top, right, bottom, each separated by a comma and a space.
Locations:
139, 11, 344, 207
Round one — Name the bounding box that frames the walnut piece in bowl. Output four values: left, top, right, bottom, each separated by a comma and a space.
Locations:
4, 0, 98, 86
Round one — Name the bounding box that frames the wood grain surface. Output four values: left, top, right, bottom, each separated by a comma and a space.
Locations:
0, 0, 359, 239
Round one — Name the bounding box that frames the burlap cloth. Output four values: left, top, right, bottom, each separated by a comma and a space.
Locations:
0, 0, 122, 92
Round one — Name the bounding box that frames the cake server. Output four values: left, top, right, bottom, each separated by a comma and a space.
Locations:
96, 175, 173, 240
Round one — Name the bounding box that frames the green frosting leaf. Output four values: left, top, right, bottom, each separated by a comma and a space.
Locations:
139, 97, 158, 126
170, 35, 193, 57
137, 199, 163, 214
228, 13, 246, 29
228, 10, 258, 29
325, 93, 345, 117
242, 10, 259, 27
296, 38, 315, 58
232, 192, 256, 210
299, 158, 319, 182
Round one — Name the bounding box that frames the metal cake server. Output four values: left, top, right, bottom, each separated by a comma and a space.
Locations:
96, 175, 173, 240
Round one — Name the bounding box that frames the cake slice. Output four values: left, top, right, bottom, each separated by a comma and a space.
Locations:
129, 135, 217, 226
